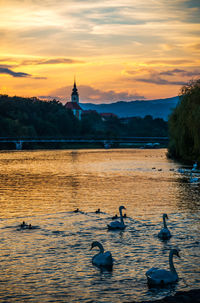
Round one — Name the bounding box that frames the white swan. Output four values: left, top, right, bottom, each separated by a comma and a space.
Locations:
146, 249, 180, 286
158, 214, 171, 240
107, 206, 126, 230
90, 241, 113, 269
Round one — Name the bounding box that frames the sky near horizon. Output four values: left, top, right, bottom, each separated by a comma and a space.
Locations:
0, 0, 200, 104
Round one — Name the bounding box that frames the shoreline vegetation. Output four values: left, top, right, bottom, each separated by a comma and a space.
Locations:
167, 79, 200, 164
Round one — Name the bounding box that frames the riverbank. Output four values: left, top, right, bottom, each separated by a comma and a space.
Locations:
129, 289, 200, 303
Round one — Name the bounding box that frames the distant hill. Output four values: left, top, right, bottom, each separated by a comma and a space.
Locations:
81, 96, 179, 120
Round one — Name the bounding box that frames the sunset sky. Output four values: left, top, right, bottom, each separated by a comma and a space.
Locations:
0, 0, 200, 103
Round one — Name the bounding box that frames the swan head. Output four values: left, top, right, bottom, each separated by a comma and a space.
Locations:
172, 248, 180, 258
163, 213, 168, 220
119, 206, 126, 211
90, 241, 101, 251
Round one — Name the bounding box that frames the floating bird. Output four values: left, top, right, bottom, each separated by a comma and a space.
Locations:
108, 206, 126, 230
74, 208, 79, 213
20, 221, 28, 229
95, 209, 101, 214
158, 214, 171, 240
192, 161, 198, 172
177, 168, 185, 173
90, 241, 113, 270
28, 224, 33, 229
146, 249, 180, 286
112, 213, 127, 220
190, 171, 199, 183
20, 221, 33, 230
112, 214, 118, 220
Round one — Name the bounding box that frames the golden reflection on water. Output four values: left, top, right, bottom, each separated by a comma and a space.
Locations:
0, 149, 198, 220
0, 149, 199, 302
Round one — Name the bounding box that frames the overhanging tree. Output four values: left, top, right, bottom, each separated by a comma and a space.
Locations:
168, 79, 200, 162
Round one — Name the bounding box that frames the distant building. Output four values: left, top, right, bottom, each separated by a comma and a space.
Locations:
100, 113, 118, 121
64, 80, 82, 120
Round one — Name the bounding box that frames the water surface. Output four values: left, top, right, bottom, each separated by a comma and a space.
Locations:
0, 149, 199, 302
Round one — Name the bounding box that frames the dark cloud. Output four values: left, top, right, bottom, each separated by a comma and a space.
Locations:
125, 67, 199, 86
21, 58, 84, 66
136, 76, 187, 86
33, 76, 47, 79
160, 69, 200, 77
146, 59, 195, 65
0, 67, 31, 78
0, 67, 47, 79
47, 85, 146, 103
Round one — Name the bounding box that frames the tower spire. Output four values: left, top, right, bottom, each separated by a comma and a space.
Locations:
71, 76, 79, 103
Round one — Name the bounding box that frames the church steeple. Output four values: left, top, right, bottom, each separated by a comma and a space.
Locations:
65, 77, 82, 120
71, 77, 79, 103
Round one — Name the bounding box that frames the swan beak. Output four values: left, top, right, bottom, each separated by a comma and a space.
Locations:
177, 251, 181, 258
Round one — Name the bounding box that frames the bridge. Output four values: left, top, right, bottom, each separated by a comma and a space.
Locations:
0, 137, 168, 150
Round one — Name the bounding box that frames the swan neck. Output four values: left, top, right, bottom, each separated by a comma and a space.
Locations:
119, 208, 124, 224
169, 251, 177, 274
163, 216, 167, 228
97, 242, 104, 254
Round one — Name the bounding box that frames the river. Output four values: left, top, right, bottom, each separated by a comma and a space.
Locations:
0, 149, 199, 302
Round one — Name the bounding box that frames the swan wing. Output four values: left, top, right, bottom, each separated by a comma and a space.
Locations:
107, 220, 125, 230
92, 252, 113, 267
158, 228, 171, 239
146, 268, 177, 285
146, 267, 160, 277
102, 252, 113, 266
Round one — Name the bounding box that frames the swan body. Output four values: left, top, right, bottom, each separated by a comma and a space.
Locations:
90, 241, 113, 269
158, 214, 171, 240
146, 249, 180, 286
108, 206, 126, 230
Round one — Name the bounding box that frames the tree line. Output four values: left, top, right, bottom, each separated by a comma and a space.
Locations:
0, 94, 168, 141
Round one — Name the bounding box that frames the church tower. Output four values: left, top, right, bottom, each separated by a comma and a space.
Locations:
71, 79, 79, 103
64, 79, 82, 120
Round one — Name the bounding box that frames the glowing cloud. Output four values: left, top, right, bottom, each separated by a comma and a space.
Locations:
0, 0, 199, 101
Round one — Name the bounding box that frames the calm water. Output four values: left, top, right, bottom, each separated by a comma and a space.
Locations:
0, 149, 199, 303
